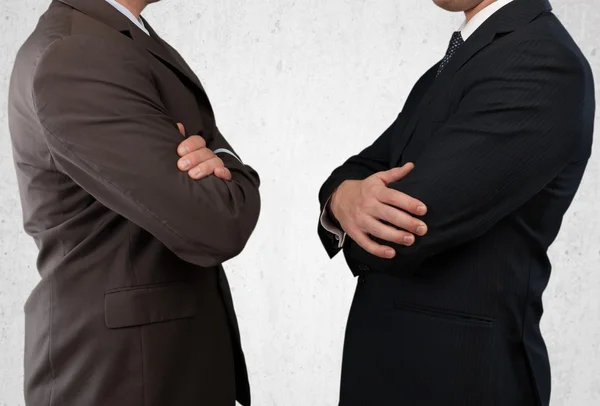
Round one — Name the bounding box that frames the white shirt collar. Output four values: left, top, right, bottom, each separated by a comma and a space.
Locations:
104, 0, 150, 36
459, 0, 514, 40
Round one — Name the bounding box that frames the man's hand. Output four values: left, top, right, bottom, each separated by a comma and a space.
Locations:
176, 123, 232, 180
329, 163, 428, 259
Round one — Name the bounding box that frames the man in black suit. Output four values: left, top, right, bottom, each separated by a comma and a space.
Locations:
318, 0, 595, 405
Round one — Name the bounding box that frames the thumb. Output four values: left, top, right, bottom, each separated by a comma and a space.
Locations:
177, 123, 186, 137
377, 163, 415, 185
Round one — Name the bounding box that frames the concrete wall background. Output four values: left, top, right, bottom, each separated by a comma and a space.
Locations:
0, 0, 598, 405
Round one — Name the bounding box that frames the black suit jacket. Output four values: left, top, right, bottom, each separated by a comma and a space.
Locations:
318, 1, 594, 405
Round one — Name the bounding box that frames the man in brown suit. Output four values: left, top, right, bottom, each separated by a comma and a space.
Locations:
8, 0, 260, 405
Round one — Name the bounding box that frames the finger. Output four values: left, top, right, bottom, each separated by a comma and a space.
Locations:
177, 135, 207, 156
377, 163, 415, 185
379, 188, 427, 216
188, 157, 224, 179
349, 228, 396, 259
214, 167, 232, 180
177, 123, 186, 137
177, 148, 215, 171
363, 216, 417, 246
375, 205, 427, 237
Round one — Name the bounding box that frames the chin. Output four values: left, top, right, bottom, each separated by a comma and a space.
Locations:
433, 0, 482, 12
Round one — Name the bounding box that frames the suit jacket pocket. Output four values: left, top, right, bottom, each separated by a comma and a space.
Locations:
388, 300, 498, 405
105, 282, 197, 329
393, 301, 495, 327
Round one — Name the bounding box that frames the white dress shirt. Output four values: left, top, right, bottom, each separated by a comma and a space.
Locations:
104, 0, 149, 35
321, 0, 514, 247
460, 0, 514, 40
104, 0, 242, 163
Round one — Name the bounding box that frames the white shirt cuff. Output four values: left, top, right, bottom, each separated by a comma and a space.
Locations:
320, 197, 347, 249
214, 148, 242, 163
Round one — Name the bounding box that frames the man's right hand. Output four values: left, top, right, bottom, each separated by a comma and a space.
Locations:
329, 163, 428, 259
176, 123, 232, 180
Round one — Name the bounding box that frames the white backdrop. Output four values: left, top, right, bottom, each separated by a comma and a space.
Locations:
1, 1, 599, 405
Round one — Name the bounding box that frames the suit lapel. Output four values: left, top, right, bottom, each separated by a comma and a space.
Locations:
140, 22, 217, 120
391, 29, 496, 166
57, 0, 210, 105
390, 0, 553, 166
138, 20, 208, 95
389, 64, 438, 165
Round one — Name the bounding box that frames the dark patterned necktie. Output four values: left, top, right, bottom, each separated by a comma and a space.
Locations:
437, 31, 465, 77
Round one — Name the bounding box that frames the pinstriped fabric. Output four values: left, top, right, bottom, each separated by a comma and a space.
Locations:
318, 1, 594, 405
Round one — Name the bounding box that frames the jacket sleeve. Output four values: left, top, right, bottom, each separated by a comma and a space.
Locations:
345, 39, 591, 276
317, 65, 439, 259
33, 35, 261, 268
317, 119, 399, 258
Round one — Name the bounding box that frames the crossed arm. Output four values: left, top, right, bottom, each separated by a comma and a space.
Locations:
319, 40, 588, 276
33, 35, 260, 268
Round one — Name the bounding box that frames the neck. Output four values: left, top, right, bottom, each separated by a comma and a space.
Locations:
114, 0, 146, 18
464, 0, 497, 22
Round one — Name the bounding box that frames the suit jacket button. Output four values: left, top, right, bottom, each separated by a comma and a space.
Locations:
358, 276, 366, 284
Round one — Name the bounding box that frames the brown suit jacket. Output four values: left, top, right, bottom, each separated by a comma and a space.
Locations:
8, 1, 260, 405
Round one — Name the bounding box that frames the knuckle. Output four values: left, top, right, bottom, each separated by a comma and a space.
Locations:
363, 241, 377, 253
386, 191, 399, 206
369, 226, 381, 239
413, 220, 423, 232
392, 232, 405, 245
201, 149, 215, 160
354, 217, 366, 231
196, 162, 211, 172
371, 246, 385, 257
394, 194, 407, 208
385, 209, 402, 228
362, 199, 374, 212
203, 161, 217, 171
186, 150, 200, 163
357, 199, 368, 212
409, 200, 420, 213
190, 135, 206, 148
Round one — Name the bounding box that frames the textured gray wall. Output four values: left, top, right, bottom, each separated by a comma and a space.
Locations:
1, 0, 598, 405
